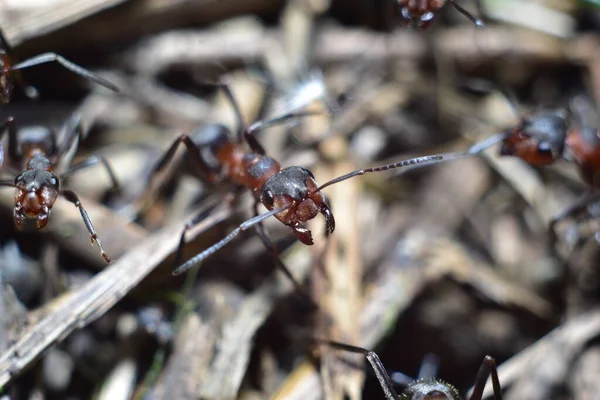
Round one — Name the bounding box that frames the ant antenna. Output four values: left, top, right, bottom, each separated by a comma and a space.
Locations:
10, 54, 120, 93
172, 204, 293, 276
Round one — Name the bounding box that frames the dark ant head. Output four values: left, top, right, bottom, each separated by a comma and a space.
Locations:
260, 166, 334, 245
401, 379, 460, 400
500, 109, 569, 166
13, 170, 60, 230
397, 0, 441, 30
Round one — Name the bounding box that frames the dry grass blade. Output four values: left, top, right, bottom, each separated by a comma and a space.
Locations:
479, 308, 600, 399
200, 246, 313, 399
0, 203, 232, 387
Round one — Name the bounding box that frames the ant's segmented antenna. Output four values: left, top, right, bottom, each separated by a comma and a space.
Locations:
172, 204, 293, 276
11, 53, 120, 93
449, 0, 485, 28
315, 152, 465, 193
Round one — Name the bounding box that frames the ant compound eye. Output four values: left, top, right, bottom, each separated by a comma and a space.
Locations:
49, 177, 59, 188
261, 190, 275, 209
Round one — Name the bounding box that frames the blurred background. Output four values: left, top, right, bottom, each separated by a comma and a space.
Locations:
0, 0, 599, 399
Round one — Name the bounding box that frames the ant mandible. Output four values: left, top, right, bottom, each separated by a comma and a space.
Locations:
0, 113, 119, 263
0, 28, 119, 104
140, 78, 468, 285
396, 0, 485, 29
312, 338, 503, 400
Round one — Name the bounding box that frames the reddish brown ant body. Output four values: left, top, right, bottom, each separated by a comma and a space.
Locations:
0, 28, 119, 104
141, 79, 465, 280
0, 114, 119, 263
396, 0, 485, 29
312, 339, 503, 400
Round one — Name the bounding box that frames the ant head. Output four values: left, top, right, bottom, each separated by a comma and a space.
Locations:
500, 109, 569, 166
401, 379, 460, 400
13, 170, 60, 230
260, 166, 334, 245
397, 0, 443, 30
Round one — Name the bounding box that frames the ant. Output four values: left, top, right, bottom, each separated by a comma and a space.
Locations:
0, 27, 119, 104
462, 83, 600, 243
311, 338, 503, 399
0, 113, 119, 263
396, 0, 485, 29
142, 78, 469, 283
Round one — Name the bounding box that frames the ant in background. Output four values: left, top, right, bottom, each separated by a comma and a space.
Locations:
396, 0, 485, 29
460, 81, 600, 244
0, 28, 119, 104
312, 338, 503, 399
0, 113, 119, 263
144, 78, 469, 283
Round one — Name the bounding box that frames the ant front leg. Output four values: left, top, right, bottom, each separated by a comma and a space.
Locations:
61, 155, 121, 192
311, 338, 400, 400
252, 201, 318, 311
469, 356, 502, 400
60, 189, 111, 263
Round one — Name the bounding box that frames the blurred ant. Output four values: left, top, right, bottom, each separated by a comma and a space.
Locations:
0, 113, 119, 263
396, 0, 485, 29
462, 83, 600, 243
140, 78, 467, 290
0, 28, 119, 104
312, 338, 503, 399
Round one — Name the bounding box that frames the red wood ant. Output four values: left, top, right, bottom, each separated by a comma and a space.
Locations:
396, 0, 485, 29
0, 28, 119, 104
0, 114, 119, 263
140, 79, 468, 287
312, 338, 503, 399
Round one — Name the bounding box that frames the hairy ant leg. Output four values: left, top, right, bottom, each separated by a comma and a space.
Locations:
60, 189, 111, 263
251, 201, 319, 310
173, 204, 293, 276
10, 53, 120, 93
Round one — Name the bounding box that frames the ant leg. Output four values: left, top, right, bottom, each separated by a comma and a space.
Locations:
244, 110, 325, 156
0, 116, 20, 163
549, 189, 600, 247
196, 78, 245, 143
151, 135, 213, 183
173, 192, 237, 269
10, 53, 120, 93
469, 356, 502, 400
311, 338, 400, 400
61, 155, 121, 192
448, 0, 485, 28
252, 202, 318, 310
173, 204, 293, 276
60, 189, 111, 263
